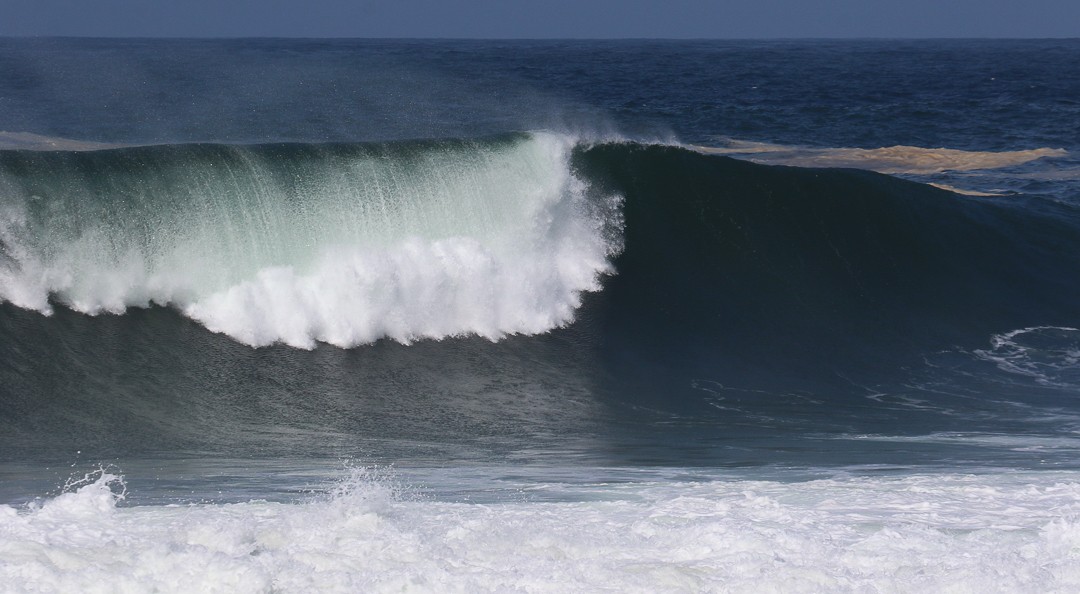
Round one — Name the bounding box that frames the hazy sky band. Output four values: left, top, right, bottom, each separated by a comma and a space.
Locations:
3, 0, 1079, 38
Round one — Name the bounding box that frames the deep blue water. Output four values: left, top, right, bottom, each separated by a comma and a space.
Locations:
2, 39, 1080, 504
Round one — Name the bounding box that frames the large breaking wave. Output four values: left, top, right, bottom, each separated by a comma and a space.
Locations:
4, 131, 1080, 463
0, 132, 621, 348
2, 131, 1080, 361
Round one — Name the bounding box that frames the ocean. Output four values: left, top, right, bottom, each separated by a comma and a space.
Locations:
2, 38, 1080, 591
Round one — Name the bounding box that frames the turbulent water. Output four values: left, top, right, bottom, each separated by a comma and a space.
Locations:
0, 134, 618, 347
2, 38, 1080, 592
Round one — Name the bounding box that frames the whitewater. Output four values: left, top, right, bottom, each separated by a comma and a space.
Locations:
0, 133, 620, 348
4, 469, 1080, 593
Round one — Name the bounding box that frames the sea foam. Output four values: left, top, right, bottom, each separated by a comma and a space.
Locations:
974, 326, 1080, 388
3, 469, 1080, 593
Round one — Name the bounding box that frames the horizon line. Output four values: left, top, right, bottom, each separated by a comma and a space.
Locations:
2, 34, 1079, 41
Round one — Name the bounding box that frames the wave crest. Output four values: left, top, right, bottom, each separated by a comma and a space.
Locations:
0, 133, 621, 348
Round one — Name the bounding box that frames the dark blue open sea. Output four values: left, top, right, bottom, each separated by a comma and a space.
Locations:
3, 38, 1080, 591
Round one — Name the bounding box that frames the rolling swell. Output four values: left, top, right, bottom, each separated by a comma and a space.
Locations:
574, 143, 1080, 398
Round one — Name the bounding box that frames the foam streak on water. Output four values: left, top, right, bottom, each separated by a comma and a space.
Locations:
973, 327, 1080, 388
3, 470, 1080, 593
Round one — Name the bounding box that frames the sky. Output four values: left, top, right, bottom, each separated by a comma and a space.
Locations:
2, 0, 1078, 39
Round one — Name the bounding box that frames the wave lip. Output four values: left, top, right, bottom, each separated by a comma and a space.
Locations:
0, 132, 622, 348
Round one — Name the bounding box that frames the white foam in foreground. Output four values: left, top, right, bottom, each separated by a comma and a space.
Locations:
3, 469, 1080, 593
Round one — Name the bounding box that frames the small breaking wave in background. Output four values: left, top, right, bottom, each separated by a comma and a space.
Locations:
695, 137, 1075, 196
